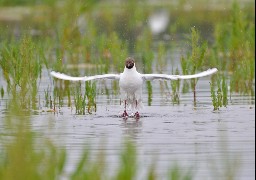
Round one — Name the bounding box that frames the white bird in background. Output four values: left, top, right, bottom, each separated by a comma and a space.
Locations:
50, 57, 218, 119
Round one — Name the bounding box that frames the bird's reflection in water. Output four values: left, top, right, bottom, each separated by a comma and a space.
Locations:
120, 117, 142, 139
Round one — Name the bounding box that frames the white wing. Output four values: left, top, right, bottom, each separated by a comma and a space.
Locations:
50, 71, 120, 81
142, 73, 178, 80
142, 68, 218, 81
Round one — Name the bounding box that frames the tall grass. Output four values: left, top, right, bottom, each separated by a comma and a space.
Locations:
210, 75, 228, 111
208, 1, 255, 95
181, 27, 208, 105
0, 36, 44, 109
73, 81, 97, 115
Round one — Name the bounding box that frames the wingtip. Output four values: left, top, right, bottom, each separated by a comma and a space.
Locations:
50, 71, 58, 77
212, 68, 218, 73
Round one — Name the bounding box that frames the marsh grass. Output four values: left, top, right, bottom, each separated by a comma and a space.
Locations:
74, 83, 86, 115
170, 68, 181, 105
181, 27, 207, 105
0, 87, 4, 99
210, 75, 228, 111
136, 28, 154, 106
44, 86, 50, 108
209, 1, 255, 95
73, 81, 97, 115
0, 36, 43, 109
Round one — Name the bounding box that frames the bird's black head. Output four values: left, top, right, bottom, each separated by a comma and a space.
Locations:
125, 57, 135, 69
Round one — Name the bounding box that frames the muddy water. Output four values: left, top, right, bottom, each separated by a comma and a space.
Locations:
0, 68, 255, 180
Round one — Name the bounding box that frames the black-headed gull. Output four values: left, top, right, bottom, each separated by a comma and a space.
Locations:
50, 57, 218, 119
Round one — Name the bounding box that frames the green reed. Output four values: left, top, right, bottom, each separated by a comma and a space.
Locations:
209, 1, 255, 95
181, 27, 207, 105
0, 36, 43, 109
210, 75, 228, 111
74, 83, 87, 115
170, 68, 181, 105
136, 28, 154, 106
73, 81, 97, 115
85, 81, 97, 113
0, 87, 4, 99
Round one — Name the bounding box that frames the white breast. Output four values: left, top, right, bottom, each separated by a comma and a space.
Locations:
119, 68, 143, 94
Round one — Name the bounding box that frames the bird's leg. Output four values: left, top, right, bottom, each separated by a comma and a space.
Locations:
134, 111, 140, 119
122, 100, 128, 117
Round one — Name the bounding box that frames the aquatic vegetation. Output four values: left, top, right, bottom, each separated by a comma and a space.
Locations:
168, 164, 193, 180
73, 81, 97, 115
73, 83, 87, 115
0, 36, 43, 109
0, 87, 4, 99
209, 2, 255, 95
0, 100, 66, 180
170, 68, 181, 105
85, 81, 97, 113
136, 28, 154, 106
210, 75, 228, 111
180, 27, 208, 105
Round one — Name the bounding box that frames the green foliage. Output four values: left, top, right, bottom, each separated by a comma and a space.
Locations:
210, 1, 255, 95
170, 68, 180, 104
115, 140, 137, 180
0, 87, 4, 98
0, 100, 66, 180
210, 75, 228, 111
181, 27, 208, 103
0, 36, 43, 109
168, 164, 193, 180
85, 81, 97, 113
73, 81, 96, 115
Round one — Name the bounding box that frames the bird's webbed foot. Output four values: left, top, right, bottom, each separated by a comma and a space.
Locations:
122, 110, 129, 118
134, 112, 140, 120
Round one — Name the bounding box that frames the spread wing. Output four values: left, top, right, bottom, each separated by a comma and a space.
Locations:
142, 68, 218, 81
50, 71, 120, 81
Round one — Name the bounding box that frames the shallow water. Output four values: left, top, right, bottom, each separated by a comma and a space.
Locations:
1, 69, 254, 179
31, 102, 255, 180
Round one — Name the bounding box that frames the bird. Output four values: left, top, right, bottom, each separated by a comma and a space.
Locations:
50, 57, 218, 119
